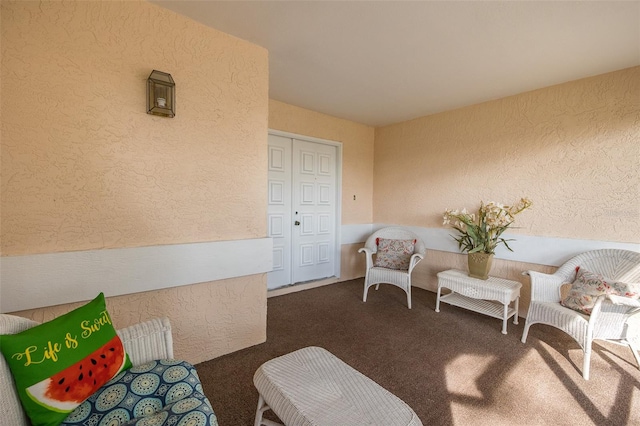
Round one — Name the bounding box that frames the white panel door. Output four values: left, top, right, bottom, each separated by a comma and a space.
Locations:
292, 139, 337, 284
267, 134, 338, 289
267, 134, 292, 288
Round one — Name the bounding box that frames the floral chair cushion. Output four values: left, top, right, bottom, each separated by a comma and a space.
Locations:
373, 238, 416, 270
561, 267, 640, 315
61, 359, 218, 426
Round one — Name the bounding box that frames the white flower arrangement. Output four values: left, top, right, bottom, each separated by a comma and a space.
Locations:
443, 198, 533, 254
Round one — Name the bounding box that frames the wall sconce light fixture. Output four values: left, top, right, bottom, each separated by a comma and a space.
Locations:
147, 70, 175, 118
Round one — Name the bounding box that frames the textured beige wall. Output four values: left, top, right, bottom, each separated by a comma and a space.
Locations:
11, 275, 265, 364
340, 243, 367, 281
1, 1, 268, 362
375, 67, 640, 243
2, 0, 268, 254
269, 99, 375, 225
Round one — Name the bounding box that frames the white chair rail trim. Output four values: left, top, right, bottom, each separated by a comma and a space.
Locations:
1, 238, 273, 313
342, 224, 639, 267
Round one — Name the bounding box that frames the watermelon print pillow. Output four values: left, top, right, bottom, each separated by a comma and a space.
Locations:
374, 238, 416, 270
0, 293, 131, 426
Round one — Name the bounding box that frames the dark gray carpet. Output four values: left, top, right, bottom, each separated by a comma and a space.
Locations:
196, 279, 640, 425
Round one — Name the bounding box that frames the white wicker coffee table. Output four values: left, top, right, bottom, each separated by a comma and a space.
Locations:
253, 346, 423, 426
436, 269, 522, 334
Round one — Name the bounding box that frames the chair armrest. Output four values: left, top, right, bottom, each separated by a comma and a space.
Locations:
523, 270, 566, 303
117, 317, 174, 366
408, 253, 424, 274
0, 314, 40, 426
358, 247, 374, 270
589, 296, 640, 340
607, 295, 640, 309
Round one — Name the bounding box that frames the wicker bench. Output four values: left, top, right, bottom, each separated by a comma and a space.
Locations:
253, 346, 422, 426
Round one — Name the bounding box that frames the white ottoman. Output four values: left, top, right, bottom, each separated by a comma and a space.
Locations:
253, 346, 423, 426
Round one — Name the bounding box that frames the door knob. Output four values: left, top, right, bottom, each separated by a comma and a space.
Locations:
294, 221, 300, 226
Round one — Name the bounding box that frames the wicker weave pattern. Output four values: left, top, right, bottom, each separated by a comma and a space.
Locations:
521, 249, 640, 379
359, 227, 426, 309
437, 269, 520, 305
253, 346, 423, 426
0, 315, 40, 426
116, 317, 174, 365
526, 302, 589, 347
1, 314, 174, 425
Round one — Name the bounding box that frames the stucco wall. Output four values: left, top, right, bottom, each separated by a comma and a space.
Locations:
374, 67, 639, 242
11, 275, 266, 364
1, 0, 269, 363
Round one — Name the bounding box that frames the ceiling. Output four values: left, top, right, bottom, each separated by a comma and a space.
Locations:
152, 1, 640, 127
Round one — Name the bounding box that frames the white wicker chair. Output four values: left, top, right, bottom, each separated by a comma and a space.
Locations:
358, 227, 426, 309
1, 315, 173, 425
521, 249, 640, 380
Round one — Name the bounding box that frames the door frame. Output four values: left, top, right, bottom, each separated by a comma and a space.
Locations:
268, 129, 343, 283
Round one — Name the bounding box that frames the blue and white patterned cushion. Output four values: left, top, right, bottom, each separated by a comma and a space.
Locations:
61, 359, 218, 426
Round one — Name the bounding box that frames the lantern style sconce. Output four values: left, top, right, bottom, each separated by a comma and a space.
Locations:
147, 70, 175, 118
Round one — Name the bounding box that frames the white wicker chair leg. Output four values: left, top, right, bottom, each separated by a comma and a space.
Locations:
406, 286, 412, 309
583, 343, 592, 380
375, 284, 380, 290
521, 322, 531, 344
628, 341, 640, 370
363, 284, 368, 302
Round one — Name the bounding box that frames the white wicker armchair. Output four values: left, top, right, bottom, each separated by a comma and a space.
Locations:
358, 227, 426, 309
1, 315, 173, 425
521, 249, 640, 380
